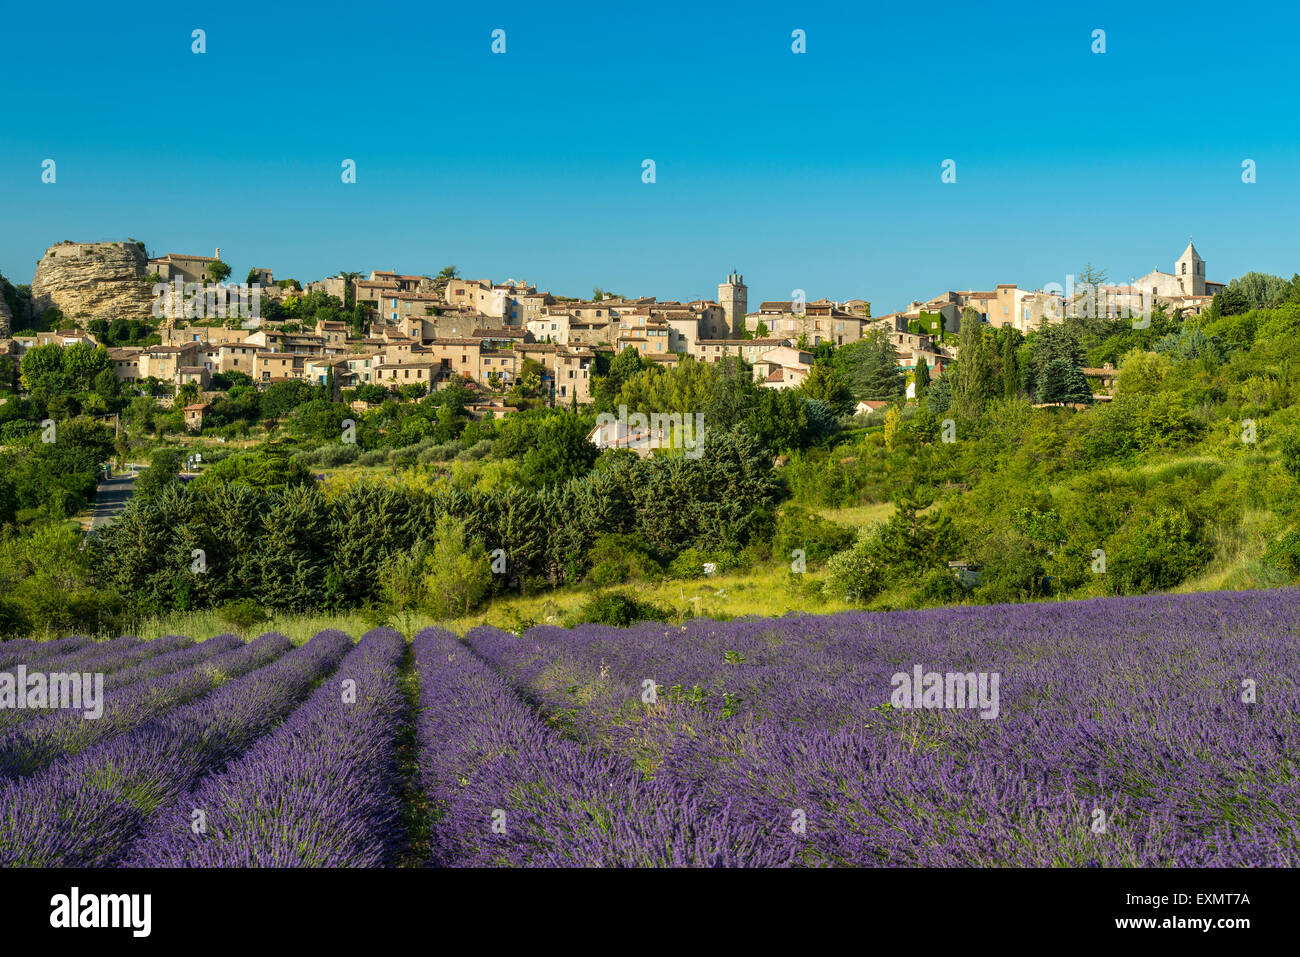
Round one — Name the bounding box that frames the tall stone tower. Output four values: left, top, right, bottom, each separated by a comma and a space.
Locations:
1175, 241, 1205, 296
717, 270, 747, 338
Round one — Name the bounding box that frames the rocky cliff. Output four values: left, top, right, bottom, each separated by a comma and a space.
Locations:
30, 241, 157, 322
0, 278, 13, 338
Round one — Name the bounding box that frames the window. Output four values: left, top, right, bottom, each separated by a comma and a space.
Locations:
1181, 263, 1186, 275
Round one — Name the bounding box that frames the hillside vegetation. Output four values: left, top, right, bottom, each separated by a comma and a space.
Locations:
4, 279, 1300, 639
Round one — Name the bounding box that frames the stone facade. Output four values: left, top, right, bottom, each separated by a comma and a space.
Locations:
717, 272, 747, 338
1134, 242, 1225, 305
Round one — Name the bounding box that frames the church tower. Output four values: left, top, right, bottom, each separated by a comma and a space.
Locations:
717, 270, 747, 338
1175, 241, 1205, 296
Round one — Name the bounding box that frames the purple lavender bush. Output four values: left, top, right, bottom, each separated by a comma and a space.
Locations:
0, 634, 197, 735
414, 626, 794, 866
0, 634, 246, 778
0, 630, 351, 866
466, 591, 1300, 866
128, 628, 407, 867
0, 636, 93, 670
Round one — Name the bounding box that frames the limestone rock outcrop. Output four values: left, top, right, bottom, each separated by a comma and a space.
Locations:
30, 241, 157, 322
0, 279, 13, 338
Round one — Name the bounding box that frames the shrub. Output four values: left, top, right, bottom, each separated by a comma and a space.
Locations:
915, 567, 965, 604
822, 531, 885, 603
667, 547, 748, 580
459, 439, 494, 461
1262, 527, 1300, 579
569, 591, 673, 627
0, 598, 31, 639
215, 598, 270, 636
1281, 432, 1300, 483
584, 533, 662, 586
772, 505, 856, 566
1103, 506, 1213, 595
317, 443, 360, 467
390, 447, 419, 469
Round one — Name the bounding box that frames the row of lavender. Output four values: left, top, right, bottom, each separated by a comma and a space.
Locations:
130, 629, 408, 866
411, 627, 793, 865
0, 631, 357, 865
461, 591, 1300, 866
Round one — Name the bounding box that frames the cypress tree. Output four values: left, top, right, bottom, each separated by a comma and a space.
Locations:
955, 310, 992, 418
913, 357, 931, 400
1002, 333, 1019, 398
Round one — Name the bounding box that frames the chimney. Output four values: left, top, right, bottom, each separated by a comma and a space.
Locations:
215, 247, 221, 261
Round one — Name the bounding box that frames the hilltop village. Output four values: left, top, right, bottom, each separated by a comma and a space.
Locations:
0, 238, 1221, 427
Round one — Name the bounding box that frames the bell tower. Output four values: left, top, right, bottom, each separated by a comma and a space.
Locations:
717, 270, 747, 338
1175, 240, 1205, 296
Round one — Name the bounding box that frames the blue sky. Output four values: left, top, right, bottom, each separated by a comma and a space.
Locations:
1, 0, 1297, 313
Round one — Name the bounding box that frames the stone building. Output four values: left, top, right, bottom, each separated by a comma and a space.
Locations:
745, 299, 865, 346
717, 271, 748, 338
1133, 242, 1225, 305
147, 250, 224, 284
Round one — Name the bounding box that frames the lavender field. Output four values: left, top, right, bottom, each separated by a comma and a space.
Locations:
1, 589, 1297, 867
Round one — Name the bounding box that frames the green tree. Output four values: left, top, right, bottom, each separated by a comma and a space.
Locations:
593, 347, 645, 411
913, 357, 932, 400
1214, 287, 1250, 317
19, 342, 64, 390
834, 329, 904, 400
954, 310, 993, 418
376, 542, 430, 636
188, 446, 315, 491
519, 413, 599, 488
1031, 325, 1091, 405
424, 514, 492, 617
176, 381, 201, 406
799, 361, 854, 415
135, 448, 183, 503
1001, 332, 1020, 397
1225, 272, 1292, 311
925, 374, 953, 414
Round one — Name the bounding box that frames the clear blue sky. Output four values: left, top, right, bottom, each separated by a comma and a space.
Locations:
1, 0, 1297, 314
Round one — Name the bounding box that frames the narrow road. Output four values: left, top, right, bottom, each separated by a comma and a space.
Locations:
89, 473, 138, 529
